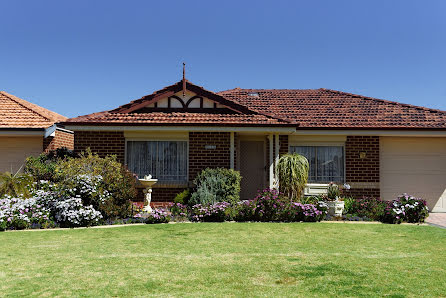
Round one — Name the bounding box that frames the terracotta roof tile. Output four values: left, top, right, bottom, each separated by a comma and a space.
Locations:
65, 111, 288, 126
218, 88, 446, 129
64, 82, 446, 129
0, 91, 67, 129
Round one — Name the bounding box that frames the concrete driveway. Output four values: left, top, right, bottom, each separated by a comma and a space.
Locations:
426, 213, 446, 229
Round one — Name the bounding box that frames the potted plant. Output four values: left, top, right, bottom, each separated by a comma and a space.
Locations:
326, 182, 345, 216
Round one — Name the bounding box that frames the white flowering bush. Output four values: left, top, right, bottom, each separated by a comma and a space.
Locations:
380, 194, 429, 224
34, 176, 106, 228
0, 176, 107, 230
53, 196, 102, 227
0, 195, 53, 230
62, 174, 111, 209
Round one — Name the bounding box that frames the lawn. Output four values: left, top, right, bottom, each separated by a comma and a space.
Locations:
0, 223, 445, 297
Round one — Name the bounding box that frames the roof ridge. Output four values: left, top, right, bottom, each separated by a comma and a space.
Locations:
218, 88, 319, 92
0, 91, 67, 123
320, 88, 446, 115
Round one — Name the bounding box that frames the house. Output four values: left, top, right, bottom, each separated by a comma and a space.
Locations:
0, 91, 74, 173
61, 79, 446, 212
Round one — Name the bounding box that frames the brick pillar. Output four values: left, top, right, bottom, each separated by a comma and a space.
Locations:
345, 136, 380, 198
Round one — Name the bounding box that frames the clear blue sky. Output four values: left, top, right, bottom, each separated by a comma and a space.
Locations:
1, 0, 445, 118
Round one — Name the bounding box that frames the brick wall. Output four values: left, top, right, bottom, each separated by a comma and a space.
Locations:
43, 129, 74, 152
189, 132, 230, 180
345, 136, 380, 198
279, 135, 289, 156
74, 131, 125, 164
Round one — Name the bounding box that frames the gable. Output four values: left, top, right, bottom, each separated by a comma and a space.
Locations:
113, 80, 258, 115
145, 90, 228, 110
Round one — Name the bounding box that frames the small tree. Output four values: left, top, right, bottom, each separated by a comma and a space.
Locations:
275, 153, 309, 201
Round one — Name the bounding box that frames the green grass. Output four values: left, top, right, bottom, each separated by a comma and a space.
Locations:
0, 222, 445, 297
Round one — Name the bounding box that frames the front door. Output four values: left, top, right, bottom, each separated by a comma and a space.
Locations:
240, 140, 265, 200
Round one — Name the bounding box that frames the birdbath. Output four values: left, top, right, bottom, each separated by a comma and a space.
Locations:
138, 175, 158, 213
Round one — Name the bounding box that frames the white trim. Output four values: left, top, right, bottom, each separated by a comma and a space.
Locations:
268, 134, 274, 188
44, 125, 57, 138
55, 126, 74, 134
64, 125, 297, 133
274, 134, 279, 189
230, 132, 235, 170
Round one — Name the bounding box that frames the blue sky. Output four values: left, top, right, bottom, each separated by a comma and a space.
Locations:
1, 0, 445, 118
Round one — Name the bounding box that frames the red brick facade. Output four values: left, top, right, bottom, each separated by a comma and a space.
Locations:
189, 132, 231, 180
43, 129, 74, 153
345, 136, 380, 198
279, 135, 289, 156
74, 131, 125, 164
72, 131, 382, 203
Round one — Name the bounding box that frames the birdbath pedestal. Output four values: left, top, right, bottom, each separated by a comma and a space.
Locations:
138, 175, 158, 213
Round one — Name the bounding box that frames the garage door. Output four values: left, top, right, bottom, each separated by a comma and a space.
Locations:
0, 137, 43, 174
380, 137, 446, 212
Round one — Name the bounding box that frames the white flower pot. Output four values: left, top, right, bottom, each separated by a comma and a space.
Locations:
327, 201, 345, 217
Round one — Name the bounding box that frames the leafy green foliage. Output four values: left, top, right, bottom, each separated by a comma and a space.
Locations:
189, 168, 241, 206
275, 153, 309, 200
0, 172, 33, 197
327, 182, 340, 200
55, 149, 137, 219
24, 147, 77, 182
298, 196, 320, 205
174, 189, 191, 205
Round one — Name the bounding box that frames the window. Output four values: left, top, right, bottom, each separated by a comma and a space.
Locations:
126, 141, 188, 183
290, 146, 344, 183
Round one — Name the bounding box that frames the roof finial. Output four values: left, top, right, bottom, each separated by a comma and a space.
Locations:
182, 62, 186, 97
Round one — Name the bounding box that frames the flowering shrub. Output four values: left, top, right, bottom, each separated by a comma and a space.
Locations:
343, 194, 428, 224
380, 200, 405, 224
343, 197, 386, 220
252, 188, 286, 222
169, 202, 188, 221
0, 195, 54, 230
55, 150, 136, 219
232, 189, 327, 222
145, 208, 170, 224
190, 202, 231, 222
397, 194, 429, 223
52, 196, 102, 227
233, 200, 257, 222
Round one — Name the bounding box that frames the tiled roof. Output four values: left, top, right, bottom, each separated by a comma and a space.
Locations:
64, 81, 446, 129
64, 111, 288, 126
0, 91, 67, 129
218, 88, 446, 129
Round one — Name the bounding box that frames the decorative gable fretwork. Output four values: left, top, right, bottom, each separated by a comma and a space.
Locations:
147, 91, 227, 109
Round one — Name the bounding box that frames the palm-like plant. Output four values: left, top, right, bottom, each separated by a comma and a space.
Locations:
275, 153, 309, 201
0, 171, 33, 197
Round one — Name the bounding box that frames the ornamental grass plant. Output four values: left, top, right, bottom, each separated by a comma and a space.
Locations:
275, 153, 309, 201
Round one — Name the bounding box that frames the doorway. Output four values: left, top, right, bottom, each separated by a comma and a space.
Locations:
239, 140, 265, 200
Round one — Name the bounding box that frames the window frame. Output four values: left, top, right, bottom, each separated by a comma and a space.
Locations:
288, 141, 346, 183
125, 138, 189, 185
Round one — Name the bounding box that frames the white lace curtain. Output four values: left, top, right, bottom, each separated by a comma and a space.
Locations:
290, 146, 344, 183
126, 141, 188, 183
